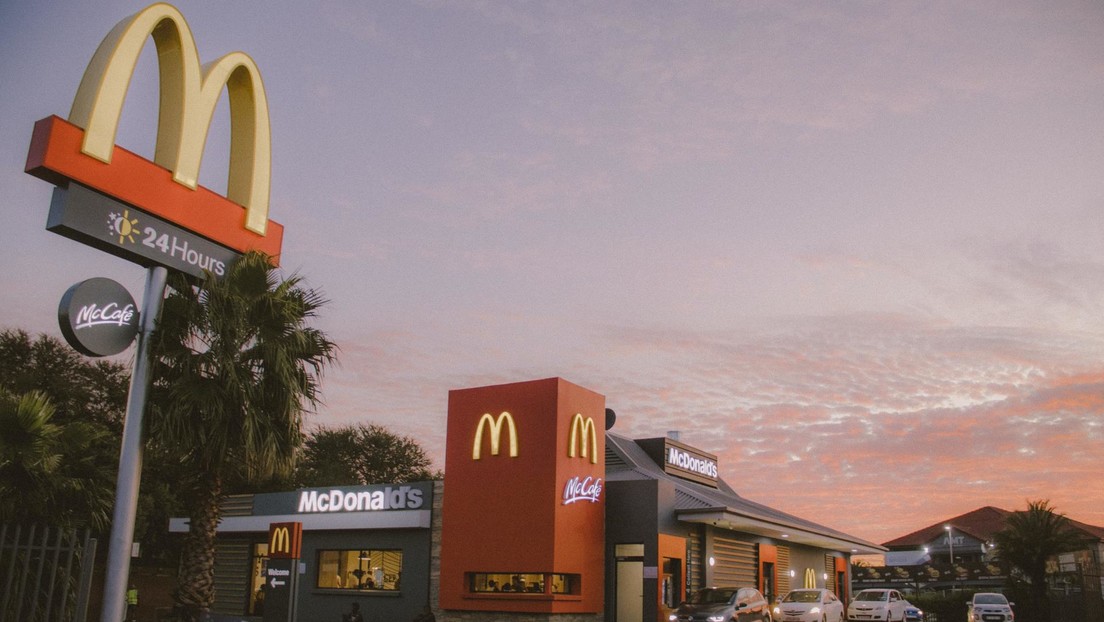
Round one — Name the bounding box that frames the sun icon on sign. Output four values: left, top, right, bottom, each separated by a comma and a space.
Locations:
107, 210, 139, 244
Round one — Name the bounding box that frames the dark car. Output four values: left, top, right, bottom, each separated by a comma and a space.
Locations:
670, 586, 773, 622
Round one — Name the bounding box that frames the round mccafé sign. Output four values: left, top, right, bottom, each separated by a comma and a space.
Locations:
58, 277, 139, 357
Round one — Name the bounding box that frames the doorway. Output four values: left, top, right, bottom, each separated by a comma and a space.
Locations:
616, 543, 644, 622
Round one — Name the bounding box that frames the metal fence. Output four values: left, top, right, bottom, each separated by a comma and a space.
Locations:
0, 524, 97, 622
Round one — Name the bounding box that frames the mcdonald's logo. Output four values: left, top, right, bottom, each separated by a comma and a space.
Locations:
72, 3, 270, 235
472, 412, 518, 460
804, 567, 816, 589
568, 413, 598, 464
268, 522, 302, 559
25, 3, 283, 259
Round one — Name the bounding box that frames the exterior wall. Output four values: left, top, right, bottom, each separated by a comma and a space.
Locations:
439, 378, 606, 615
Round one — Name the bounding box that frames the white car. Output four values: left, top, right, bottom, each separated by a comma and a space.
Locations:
774, 588, 844, 622
967, 592, 1014, 622
846, 589, 909, 622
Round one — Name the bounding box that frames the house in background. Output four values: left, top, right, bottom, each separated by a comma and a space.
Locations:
852, 505, 1103, 617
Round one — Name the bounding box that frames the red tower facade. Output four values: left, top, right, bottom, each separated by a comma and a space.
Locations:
439, 377, 605, 614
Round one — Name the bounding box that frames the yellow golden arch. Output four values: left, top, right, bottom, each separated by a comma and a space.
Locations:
270, 526, 291, 555
472, 412, 518, 460
568, 413, 598, 464
69, 2, 271, 235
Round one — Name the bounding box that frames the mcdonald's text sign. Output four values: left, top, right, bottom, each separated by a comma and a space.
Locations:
26, 3, 283, 265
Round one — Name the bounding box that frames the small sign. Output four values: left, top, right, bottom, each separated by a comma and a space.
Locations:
268, 522, 303, 560
47, 183, 240, 280
58, 277, 139, 357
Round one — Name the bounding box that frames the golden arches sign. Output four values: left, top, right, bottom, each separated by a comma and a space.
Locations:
472, 412, 518, 460
567, 413, 598, 464
267, 521, 301, 559
270, 526, 291, 555
69, 2, 271, 235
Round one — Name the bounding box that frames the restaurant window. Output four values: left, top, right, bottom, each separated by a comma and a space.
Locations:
316, 549, 403, 590
468, 572, 579, 595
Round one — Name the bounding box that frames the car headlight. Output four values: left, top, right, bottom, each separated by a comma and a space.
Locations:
773, 606, 781, 615
668, 616, 677, 622
810, 607, 821, 614
707, 616, 726, 622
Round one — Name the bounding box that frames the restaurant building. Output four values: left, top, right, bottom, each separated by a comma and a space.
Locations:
178, 377, 882, 622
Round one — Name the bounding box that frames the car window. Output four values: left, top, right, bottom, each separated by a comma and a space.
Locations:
856, 591, 888, 602
784, 591, 820, 603
689, 588, 737, 605
975, 594, 1008, 605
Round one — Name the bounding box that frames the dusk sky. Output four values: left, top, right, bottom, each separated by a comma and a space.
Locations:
2, 1, 1102, 546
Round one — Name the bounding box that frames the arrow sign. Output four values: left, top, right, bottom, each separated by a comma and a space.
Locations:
270, 577, 286, 589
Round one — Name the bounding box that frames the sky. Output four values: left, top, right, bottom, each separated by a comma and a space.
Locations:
1, 0, 1102, 547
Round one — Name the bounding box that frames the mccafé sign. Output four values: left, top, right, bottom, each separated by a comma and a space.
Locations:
26, 3, 283, 267
58, 277, 140, 356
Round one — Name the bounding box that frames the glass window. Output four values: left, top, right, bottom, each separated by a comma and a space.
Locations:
316, 549, 402, 591
468, 572, 579, 595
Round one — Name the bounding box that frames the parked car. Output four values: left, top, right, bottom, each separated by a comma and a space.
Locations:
773, 588, 844, 622
846, 589, 909, 622
967, 592, 1014, 622
669, 586, 773, 622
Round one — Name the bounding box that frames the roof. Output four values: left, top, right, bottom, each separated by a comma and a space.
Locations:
883, 506, 1012, 549
605, 433, 885, 555
882, 505, 1104, 549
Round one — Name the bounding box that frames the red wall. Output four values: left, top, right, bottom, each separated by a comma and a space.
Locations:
439, 378, 605, 613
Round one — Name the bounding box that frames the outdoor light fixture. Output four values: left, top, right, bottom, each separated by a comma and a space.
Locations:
944, 525, 954, 564
789, 569, 796, 578
709, 557, 715, 567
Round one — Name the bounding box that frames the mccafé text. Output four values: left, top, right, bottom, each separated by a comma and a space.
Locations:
563, 476, 603, 504
75, 302, 136, 330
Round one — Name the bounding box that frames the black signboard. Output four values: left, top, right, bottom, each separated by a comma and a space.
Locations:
47, 182, 240, 280
58, 277, 139, 356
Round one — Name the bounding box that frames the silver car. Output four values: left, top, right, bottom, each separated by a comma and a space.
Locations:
967, 592, 1014, 622
670, 587, 773, 622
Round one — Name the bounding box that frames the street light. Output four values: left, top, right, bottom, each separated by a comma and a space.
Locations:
944, 525, 954, 565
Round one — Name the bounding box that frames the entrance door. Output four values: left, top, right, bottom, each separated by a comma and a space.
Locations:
616, 544, 645, 622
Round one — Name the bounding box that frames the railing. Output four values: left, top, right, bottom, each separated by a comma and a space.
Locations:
0, 524, 97, 622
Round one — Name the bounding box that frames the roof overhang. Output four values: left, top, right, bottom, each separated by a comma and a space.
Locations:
676, 507, 886, 555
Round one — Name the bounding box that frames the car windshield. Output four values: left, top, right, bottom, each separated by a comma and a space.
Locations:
688, 588, 737, 605
784, 591, 822, 603
975, 594, 1008, 605
856, 591, 888, 602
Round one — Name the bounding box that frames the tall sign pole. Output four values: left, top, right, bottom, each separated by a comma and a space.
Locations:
101, 266, 167, 622
24, 4, 285, 620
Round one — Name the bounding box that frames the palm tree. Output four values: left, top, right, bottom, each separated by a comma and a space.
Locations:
0, 389, 114, 530
991, 500, 1087, 622
148, 251, 336, 620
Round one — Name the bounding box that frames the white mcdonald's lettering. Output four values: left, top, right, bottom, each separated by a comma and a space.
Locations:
667, 447, 718, 478
568, 413, 598, 464
68, 3, 271, 235
296, 487, 424, 513
270, 527, 291, 554
472, 412, 518, 460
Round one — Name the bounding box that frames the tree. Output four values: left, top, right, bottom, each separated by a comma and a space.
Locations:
991, 499, 1088, 622
0, 329, 129, 433
148, 252, 336, 620
296, 423, 438, 488
0, 389, 114, 531
0, 330, 128, 532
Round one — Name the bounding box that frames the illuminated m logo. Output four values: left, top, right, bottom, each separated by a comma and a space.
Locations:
568, 413, 598, 464
267, 522, 301, 559
472, 412, 518, 460
270, 527, 290, 554
68, 3, 271, 235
